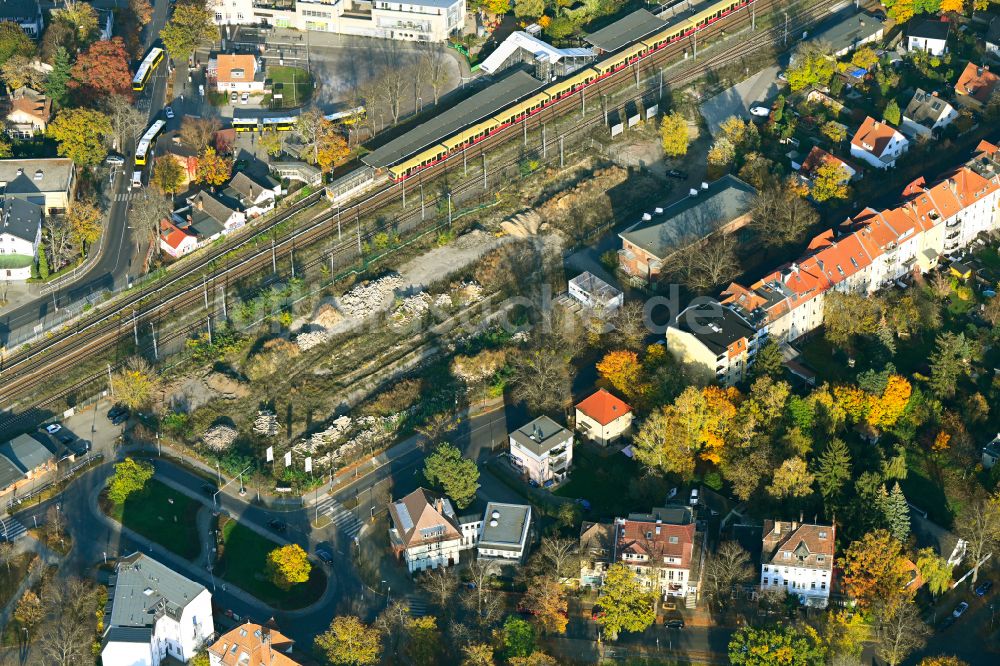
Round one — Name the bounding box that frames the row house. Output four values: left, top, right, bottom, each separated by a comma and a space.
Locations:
613, 506, 697, 603
720, 143, 1000, 346
665, 302, 762, 387
760, 520, 835, 608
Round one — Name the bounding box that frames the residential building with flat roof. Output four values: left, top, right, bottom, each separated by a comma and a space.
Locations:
666, 302, 760, 386
508, 416, 573, 487
808, 9, 883, 57
567, 271, 623, 315
0, 158, 75, 214
478, 502, 531, 563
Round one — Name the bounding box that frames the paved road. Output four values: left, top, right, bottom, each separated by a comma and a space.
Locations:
700, 63, 784, 134
0, 0, 174, 348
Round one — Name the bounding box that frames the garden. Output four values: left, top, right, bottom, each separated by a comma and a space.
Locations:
264, 66, 313, 109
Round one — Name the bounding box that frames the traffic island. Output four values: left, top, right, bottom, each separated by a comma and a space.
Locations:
100, 478, 202, 560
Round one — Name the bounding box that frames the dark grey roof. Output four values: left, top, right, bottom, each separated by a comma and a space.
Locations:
0, 454, 24, 490
107, 553, 206, 629
903, 89, 953, 128
810, 10, 883, 54
0, 196, 41, 243
509, 416, 571, 456
627, 505, 693, 525
584, 9, 664, 52
189, 189, 241, 225
103, 626, 153, 645
619, 175, 757, 261
908, 19, 950, 41
224, 171, 278, 203
0, 159, 73, 196
363, 71, 543, 168
0, 433, 54, 474
672, 303, 756, 355
989, 17, 1000, 45
480, 503, 530, 548
0, 0, 40, 20
189, 213, 225, 238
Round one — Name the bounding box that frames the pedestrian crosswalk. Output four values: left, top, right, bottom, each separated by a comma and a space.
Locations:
314, 495, 364, 539
114, 192, 132, 202
0, 517, 26, 542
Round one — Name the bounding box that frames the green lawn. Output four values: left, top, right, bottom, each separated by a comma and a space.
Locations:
264, 66, 313, 108
105, 479, 201, 560
555, 444, 669, 519
216, 521, 326, 609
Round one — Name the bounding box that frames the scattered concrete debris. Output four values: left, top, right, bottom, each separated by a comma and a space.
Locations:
202, 425, 238, 452
253, 410, 278, 437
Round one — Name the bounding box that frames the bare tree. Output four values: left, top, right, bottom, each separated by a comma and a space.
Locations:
955, 494, 1000, 584
418, 42, 451, 106
611, 301, 648, 351
462, 559, 503, 628
530, 536, 580, 585
45, 215, 75, 270
103, 94, 146, 152
682, 233, 740, 293
374, 600, 410, 656
0, 540, 13, 573
872, 601, 930, 666
416, 411, 455, 447
128, 188, 172, 266
374, 43, 409, 125
39, 578, 102, 666
179, 116, 221, 151
420, 566, 458, 610
702, 541, 754, 608
45, 505, 65, 547
751, 185, 819, 247
510, 346, 572, 414
295, 107, 324, 166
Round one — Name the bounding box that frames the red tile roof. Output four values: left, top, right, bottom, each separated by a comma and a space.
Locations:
575, 389, 632, 426
851, 116, 903, 158
955, 62, 1000, 104
617, 519, 695, 569
160, 219, 193, 250
800, 146, 854, 178
761, 520, 835, 571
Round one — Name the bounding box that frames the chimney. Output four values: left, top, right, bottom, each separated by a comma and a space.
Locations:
195, 197, 204, 211
774, 521, 781, 535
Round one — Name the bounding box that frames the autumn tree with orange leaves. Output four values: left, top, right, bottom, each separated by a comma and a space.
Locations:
69, 37, 133, 104
839, 529, 911, 611
833, 375, 912, 430
195, 147, 232, 186
520, 577, 568, 635
596, 350, 642, 399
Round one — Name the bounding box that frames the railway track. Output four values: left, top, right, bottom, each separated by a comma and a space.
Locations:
0, 0, 861, 428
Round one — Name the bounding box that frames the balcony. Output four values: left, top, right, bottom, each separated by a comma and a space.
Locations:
946, 231, 961, 241
551, 457, 569, 473
946, 218, 962, 228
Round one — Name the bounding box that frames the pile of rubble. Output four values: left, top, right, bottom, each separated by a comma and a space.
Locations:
296, 415, 353, 454
253, 410, 278, 437
202, 425, 238, 452
295, 329, 332, 352
337, 274, 402, 319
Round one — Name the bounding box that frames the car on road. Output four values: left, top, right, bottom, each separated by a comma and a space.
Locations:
664, 619, 685, 629
750, 106, 771, 117
689, 488, 699, 506
953, 601, 969, 618
666, 169, 688, 180
105, 154, 125, 166
267, 519, 287, 533
164, 106, 174, 119
975, 581, 993, 597
240, 92, 249, 104
316, 548, 334, 564
44, 423, 61, 434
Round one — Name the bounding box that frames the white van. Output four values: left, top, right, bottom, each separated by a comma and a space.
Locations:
130, 171, 142, 189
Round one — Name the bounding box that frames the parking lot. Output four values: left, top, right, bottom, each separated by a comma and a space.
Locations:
700, 63, 785, 134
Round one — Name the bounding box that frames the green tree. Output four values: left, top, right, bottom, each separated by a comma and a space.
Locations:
596, 563, 656, 640
821, 120, 847, 144
915, 547, 953, 596
47, 108, 112, 168
816, 438, 852, 501
502, 616, 535, 659
660, 111, 689, 158
258, 130, 283, 157
883, 482, 911, 543
462, 643, 495, 666
152, 156, 185, 195
67, 201, 103, 253
161, 3, 218, 62
766, 456, 815, 499
107, 457, 154, 504
315, 615, 382, 666
513, 0, 544, 18
729, 624, 828, 666
0, 22, 35, 68
423, 443, 480, 509
404, 616, 440, 666
884, 99, 902, 126
928, 332, 975, 398
195, 147, 232, 186
266, 543, 311, 590
811, 162, 850, 202
750, 339, 784, 379
37, 241, 49, 279
785, 43, 835, 91
45, 47, 72, 107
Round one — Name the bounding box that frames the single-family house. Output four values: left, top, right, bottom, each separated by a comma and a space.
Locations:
567, 271, 623, 315
388, 487, 478, 573
207, 620, 302, 666
907, 19, 949, 56
954, 62, 1000, 108
508, 416, 573, 487
808, 9, 884, 58
159, 219, 198, 258
3, 86, 50, 138
574, 389, 633, 446
0, 433, 55, 497
850, 116, 909, 169
175, 190, 246, 241
666, 302, 761, 387
0, 158, 75, 214
100, 553, 214, 666
477, 502, 532, 563
0, 196, 42, 280
901, 89, 958, 138
613, 506, 697, 601
0, 0, 43, 38
579, 521, 615, 589
798, 146, 858, 193
983, 433, 1000, 469
212, 54, 266, 94
162, 141, 200, 186
222, 171, 281, 218
618, 175, 757, 282
760, 520, 835, 608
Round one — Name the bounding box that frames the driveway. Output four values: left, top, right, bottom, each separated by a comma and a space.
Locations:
700, 64, 785, 135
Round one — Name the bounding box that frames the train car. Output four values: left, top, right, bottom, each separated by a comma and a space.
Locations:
641, 21, 693, 53
544, 67, 598, 101
490, 91, 551, 130
389, 143, 448, 181
441, 117, 500, 153
134, 119, 166, 166
132, 47, 165, 92
232, 118, 259, 132
593, 41, 649, 78
689, 0, 754, 30
261, 116, 296, 131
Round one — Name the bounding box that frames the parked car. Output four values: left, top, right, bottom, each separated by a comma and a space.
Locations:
750, 106, 771, 117
240, 92, 249, 104
664, 619, 685, 629
111, 409, 130, 426
164, 106, 174, 119
316, 548, 334, 564
230, 91, 239, 103
105, 154, 125, 166
689, 488, 699, 506
44, 424, 61, 434
953, 601, 969, 618
975, 581, 993, 597
107, 405, 127, 420
267, 519, 287, 533
666, 169, 688, 180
